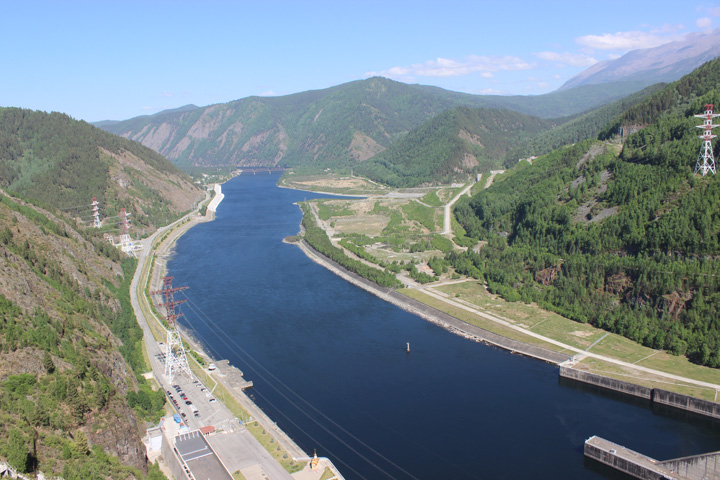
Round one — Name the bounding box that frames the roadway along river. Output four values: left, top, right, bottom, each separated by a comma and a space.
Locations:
167, 173, 720, 480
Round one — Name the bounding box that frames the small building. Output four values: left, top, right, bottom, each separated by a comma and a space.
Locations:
199, 425, 216, 436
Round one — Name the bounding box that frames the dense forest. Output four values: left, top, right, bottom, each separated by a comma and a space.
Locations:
356, 107, 555, 187
0, 107, 201, 231
452, 58, 720, 367
503, 83, 664, 167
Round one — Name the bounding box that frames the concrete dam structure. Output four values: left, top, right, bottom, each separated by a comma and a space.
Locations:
585, 435, 720, 480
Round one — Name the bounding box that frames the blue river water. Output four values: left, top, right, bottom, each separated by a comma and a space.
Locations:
167, 174, 720, 480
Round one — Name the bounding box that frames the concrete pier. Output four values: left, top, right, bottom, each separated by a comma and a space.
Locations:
585, 436, 720, 480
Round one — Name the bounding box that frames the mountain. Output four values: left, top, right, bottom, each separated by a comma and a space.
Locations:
0, 109, 199, 477
451, 57, 720, 367
559, 29, 720, 91
503, 83, 665, 166
0, 107, 202, 231
96, 77, 646, 172
356, 106, 555, 187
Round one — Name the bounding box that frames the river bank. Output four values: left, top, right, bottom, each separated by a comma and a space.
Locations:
135, 185, 347, 479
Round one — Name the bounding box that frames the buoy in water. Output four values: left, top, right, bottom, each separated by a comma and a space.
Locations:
406, 342, 410, 353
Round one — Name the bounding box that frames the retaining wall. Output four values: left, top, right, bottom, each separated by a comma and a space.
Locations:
653, 389, 720, 420
559, 367, 653, 399
561, 367, 720, 420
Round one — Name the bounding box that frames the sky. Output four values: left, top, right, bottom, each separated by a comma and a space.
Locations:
2, 0, 720, 122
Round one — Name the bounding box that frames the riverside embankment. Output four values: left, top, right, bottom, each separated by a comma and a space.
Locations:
295, 239, 571, 365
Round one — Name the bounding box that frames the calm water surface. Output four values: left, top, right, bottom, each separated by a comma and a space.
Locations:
167, 174, 720, 480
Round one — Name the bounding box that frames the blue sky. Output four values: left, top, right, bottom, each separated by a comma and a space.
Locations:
2, 0, 719, 122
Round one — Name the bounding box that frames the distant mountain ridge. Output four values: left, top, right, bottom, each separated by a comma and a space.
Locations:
559, 29, 720, 90
96, 78, 645, 172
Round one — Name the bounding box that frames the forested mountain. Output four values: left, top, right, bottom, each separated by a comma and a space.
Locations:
96, 77, 646, 172
356, 106, 555, 187
559, 29, 720, 90
451, 57, 720, 367
0, 108, 202, 231
0, 109, 202, 477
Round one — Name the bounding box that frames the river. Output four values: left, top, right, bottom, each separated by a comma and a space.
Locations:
167, 173, 720, 480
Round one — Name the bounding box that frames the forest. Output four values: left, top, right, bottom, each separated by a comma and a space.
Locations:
452, 58, 720, 367
0, 107, 195, 230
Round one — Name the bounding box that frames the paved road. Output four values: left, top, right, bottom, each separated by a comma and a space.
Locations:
442, 182, 474, 234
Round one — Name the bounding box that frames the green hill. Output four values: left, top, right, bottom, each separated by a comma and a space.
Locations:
451, 58, 720, 367
0, 107, 202, 231
97, 77, 649, 174
356, 106, 555, 187
503, 83, 665, 167
0, 108, 203, 477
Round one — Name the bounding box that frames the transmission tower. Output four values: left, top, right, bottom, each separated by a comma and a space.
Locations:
91, 197, 102, 228
694, 104, 719, 176
152, 276, 192, 383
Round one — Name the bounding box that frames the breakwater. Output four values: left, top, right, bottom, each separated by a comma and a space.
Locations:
207, 184, 224, 212
560, 366, 720, 419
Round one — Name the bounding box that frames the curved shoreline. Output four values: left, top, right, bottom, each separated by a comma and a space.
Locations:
294, 239, 571, 365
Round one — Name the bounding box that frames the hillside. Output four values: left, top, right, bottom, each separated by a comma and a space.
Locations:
0, 108, 203, 232
559, 29, 720, 90
356, 106, 555, 187
0, 192, 167, 478
0, 110, 204, 478
503, 83, 665, 167
96, 77, 646, 172
452, 57, 720, 368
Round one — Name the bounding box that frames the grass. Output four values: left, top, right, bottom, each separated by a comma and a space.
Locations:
399, 288, 565, 353
430, 281, 720, 393
573, 357, 719, 402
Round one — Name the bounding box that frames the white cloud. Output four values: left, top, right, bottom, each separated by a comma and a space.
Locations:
535, 51, 598, 67
260, 90, 278, 96
366, 55, 535, 81
159, 91, 174, 98
697, 17, 713, 28
576, 30, 684, 51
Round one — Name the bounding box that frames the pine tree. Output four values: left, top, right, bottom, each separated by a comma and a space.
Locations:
7, 429, 29, 473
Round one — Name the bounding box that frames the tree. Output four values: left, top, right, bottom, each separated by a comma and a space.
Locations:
7, 429, 29, 473
74, 430, 89, 456
43, 350, 55, 374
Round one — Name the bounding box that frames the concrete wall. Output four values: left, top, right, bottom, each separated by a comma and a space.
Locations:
559, 367, 653, 400
660, 452, 720, 480
653, 389, 720, 420
584, 442, 667, 480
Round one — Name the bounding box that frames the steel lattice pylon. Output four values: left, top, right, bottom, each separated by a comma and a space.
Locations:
151, 276, 191, 383
694, 104, 719, 176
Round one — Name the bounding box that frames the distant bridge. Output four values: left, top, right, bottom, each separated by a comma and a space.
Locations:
234, 167, 286, 175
